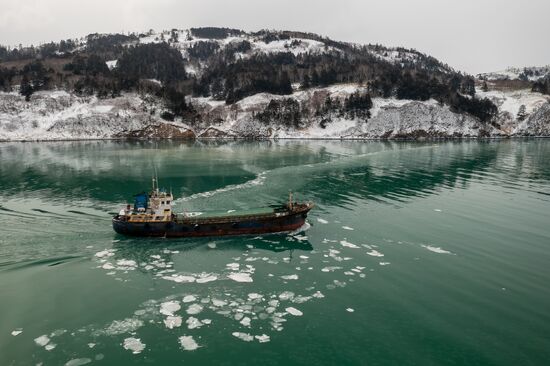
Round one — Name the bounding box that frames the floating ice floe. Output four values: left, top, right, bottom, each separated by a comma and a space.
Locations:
160, 301, 181, 316
342, 226, 354, 231
285, 307, 303, 316
34, 335, 50, 347
162, 274, 196, 283
226, 263, 240, 271
65, 358, 92, 366
278, 291, 295, 301
281, 274, 299, 280
102, 318, 144, 336
123, 337, 145, 354
317, 218, 329, 224
247, 293, 262, 300
164, 316, 182, 329
186, 304, 203, 315
186, 317, 203, 329
255, 334, 270, 343
228, 272, 253, 283
179, 335, 200, 350
11, 329, 22, 336
240, 317, 251, 327
232, 332, 254, 342
95, 249, 115, 258
346, 308, 355, 313
212, 298, 227, 307
116, 259, 137, 270
434, 209, 442, 212
340, 240, 360, 249
45, 343, 57, 351
321, 266, 342, 272
367, 250, 384, 257
207, 242, 217, 249
196, 274, 218, 283
379, 262, 391, 266
421, 245, 453, 254
312, 291, 325, 298
182, 295, 196, 303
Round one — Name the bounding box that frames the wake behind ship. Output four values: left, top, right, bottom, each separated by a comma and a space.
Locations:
112, 178, 313, 238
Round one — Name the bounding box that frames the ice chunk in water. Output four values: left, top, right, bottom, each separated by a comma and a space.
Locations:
255, 334, 271, 343
228, 272, 253, 282
186, 304, 203, 315
421, 245, 452, 254
34, 335, 50, 347
232, 332, 254, 342
179, 335, 200, 351
123, 337, 145, 354
278, 291, 295, 301
182, 295, 196, 303
317, 218, 329, 224
285, 307, 303, 316
11, 329, 22, 336
367, 250, 384, 257
342, 226, 354, 230
281, 274, 298, 280
164, 316, 182, 329
65, 359, 92, 366
186, 317, 203, 329
240, 317, 251, 327
340, 240, 359, 249
247, 293, 262, 300
160, 301, 181, 316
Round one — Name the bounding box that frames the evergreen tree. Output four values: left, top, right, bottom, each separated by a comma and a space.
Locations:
20, 74, 34, 101
517, 105, 527, 121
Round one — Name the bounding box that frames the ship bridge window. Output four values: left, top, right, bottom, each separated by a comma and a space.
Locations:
167, 200, 171, 204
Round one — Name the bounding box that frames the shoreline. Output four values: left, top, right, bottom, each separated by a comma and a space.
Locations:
1, 136, 549, 143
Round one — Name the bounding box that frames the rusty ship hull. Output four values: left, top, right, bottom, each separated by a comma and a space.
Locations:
112, 203, 313, 238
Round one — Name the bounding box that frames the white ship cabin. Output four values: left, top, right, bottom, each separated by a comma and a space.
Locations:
119, 178, 174, 222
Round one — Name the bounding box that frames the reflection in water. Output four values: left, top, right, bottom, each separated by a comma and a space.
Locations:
1, 139, 550, 366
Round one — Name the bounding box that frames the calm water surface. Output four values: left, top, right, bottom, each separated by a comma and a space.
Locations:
0, 139, 549, 366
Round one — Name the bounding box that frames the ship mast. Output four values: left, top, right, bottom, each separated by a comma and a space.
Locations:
288, 190, 293, 210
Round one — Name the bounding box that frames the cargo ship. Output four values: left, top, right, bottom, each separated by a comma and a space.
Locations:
112, 178, 313, 238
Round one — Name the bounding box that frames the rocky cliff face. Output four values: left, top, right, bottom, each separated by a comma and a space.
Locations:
0, 85, 548, 141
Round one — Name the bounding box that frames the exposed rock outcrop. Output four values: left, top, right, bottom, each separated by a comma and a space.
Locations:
115, 123, 195, 139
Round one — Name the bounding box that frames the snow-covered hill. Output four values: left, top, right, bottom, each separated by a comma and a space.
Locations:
2, 84, 548, 141
477, 66, 550, 82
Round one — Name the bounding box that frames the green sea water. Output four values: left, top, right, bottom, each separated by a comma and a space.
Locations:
0, 139, 549, 366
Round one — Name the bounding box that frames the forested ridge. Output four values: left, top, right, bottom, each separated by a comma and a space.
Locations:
0, 27, 509, 124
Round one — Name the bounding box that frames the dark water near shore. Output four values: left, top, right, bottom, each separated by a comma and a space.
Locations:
1, 139, 549, 366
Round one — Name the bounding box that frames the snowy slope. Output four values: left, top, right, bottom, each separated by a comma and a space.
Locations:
3, 82, 547, 141
477, 66, 550, 82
